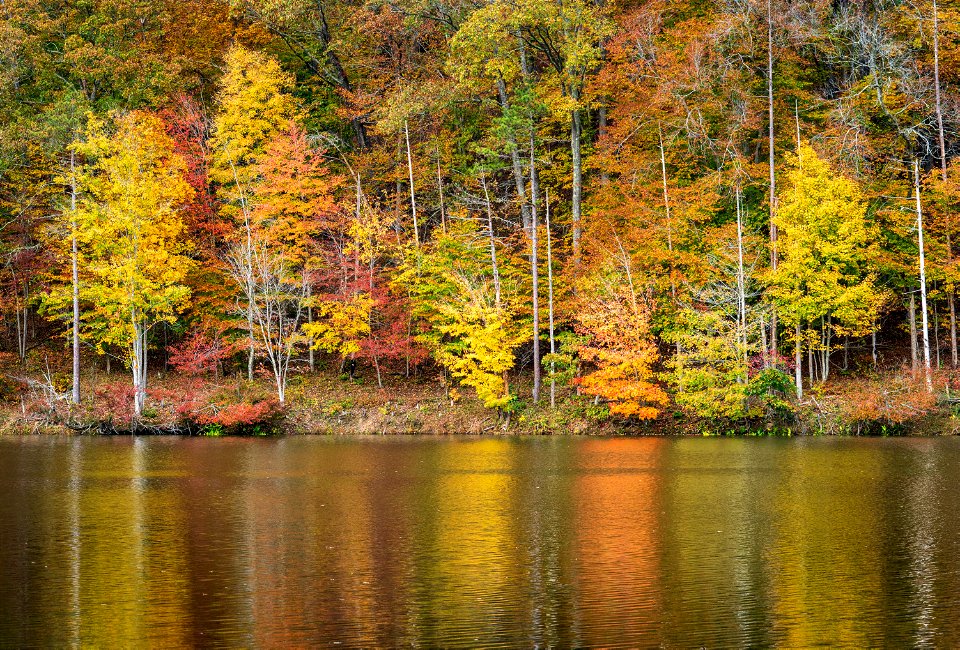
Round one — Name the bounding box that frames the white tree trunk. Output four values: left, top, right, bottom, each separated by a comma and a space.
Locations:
546, 188, 557, 409
131, 317, 147, 419
70, 151, 80, 405
529, 135, 541, 403
736, 187, 748, 376
795, 322, 803, 399
767, 0, 779, 362
481, 172, 501, 308
404, 120, 419, 247
915, 159, 933, 391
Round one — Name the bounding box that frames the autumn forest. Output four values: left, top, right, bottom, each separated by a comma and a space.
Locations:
1, 0, 959, 434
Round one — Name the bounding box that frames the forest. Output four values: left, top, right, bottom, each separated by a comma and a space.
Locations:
0, 0, 958, 434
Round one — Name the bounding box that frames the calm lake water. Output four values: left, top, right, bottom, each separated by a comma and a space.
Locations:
1, 436, 960, 647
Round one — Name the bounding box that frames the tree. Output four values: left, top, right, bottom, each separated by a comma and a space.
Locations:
227, 123, 345, 403
209, 46, 299, 196
575, 269, 667, 420
227, 239, 308, 404
396, 221, 528, 410
769, 143, 882, 398
64, 111, 193, 417
209, 45, 299, 378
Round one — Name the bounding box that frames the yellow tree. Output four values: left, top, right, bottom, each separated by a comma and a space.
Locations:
209, 45, 299, 378
769, 143, 882, 398
209, 45, 299, 199
395, 221, 528, 411
69, 111, 194, 417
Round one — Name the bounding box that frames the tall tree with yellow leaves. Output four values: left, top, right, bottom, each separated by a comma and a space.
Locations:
769, 143, 882, 398
67, 111, 193, 417
210, 45, 299, 378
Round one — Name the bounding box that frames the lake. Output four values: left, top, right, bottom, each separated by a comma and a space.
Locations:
1, 435, 959, 647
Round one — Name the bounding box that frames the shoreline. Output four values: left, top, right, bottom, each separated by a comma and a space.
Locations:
4, 367, 959, 438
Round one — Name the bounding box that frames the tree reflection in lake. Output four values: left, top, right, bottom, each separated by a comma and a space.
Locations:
2, 436, 960, 647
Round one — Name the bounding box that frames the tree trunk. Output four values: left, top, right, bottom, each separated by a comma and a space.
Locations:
405, 120, 419, 248
599, 105, 609, 185
436, 150, 447, 234
910, 292, 919, 375
571, 86, 583, 265
767, 0, 779, 362
915, 160, 933, 391
496, 78, 531, 231
70, 151, 80, 405
481, 172, 501, 307
529, 135, 541, 403
736, 186, 748, 375
546, 188, 557, 409
307, 283, 315, 372
131, 318, 147, 419
935, 299, 941, 369
795, 322, 802, 399
932, 0, 956, 368
821, 317, 831, 383
951, 294, 957, 368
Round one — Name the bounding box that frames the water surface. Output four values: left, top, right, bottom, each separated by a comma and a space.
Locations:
2, 436, 960, 647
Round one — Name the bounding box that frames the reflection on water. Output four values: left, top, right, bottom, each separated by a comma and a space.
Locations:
2, 436, 960, 647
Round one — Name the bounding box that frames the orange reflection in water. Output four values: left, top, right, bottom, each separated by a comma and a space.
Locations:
572, 438, 664, 647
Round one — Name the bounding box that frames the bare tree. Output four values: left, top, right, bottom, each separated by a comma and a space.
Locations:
228, 240, 310, 404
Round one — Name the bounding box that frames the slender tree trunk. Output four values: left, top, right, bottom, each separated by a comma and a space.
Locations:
571, 86, 583, 265
872, 328, 877, 368
70, 151, 80, 405
599, 104, 609, 185
916, 159, 933, 391
131, 318, 147, 419
530, 135, 541, 403
760, 315, 769, 371
496, 78, 531, 230
736, 188, 747, 370
481, 172, 501, 307
307, 283, 315, 372
660, 125, 680, 358
932, 0, 956, 368
821, 317, 831, 382
482, 172, 508, 402
767, 0, 779, 363
660, 127, 672, 261
405, 120, 419, 248
546, 188, 557, 409
910, 292, 919, 375
436, 149, 446, 234
795, 322, 803, 399
935, 300, 942, 369
951, 295, 957, 369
